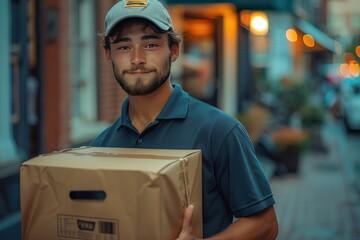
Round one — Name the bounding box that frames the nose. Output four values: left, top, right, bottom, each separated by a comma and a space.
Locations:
131, 47, 145, 65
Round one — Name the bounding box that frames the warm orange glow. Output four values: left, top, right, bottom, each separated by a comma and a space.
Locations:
240, 10, 251, 28
286, 28, 298, 42
349, 61, 360, 77
250, 11, 268, 35
339, 63, 351, 78
303, 34, 315, 47
343, 52, 355, 63
356, 46, 360, 58
186, 20, 214, 36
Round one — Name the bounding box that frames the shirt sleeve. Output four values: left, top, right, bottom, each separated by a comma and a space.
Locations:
214, 122, 275, 218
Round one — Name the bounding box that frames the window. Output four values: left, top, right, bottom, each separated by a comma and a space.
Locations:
0, 0, 20, 174
181, 15, 220, 107
70, 0, 108, 144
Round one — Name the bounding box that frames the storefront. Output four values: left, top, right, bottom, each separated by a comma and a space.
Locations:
0, 0, 40, 238
168, 4, 238, 113
166, 0, 293, 114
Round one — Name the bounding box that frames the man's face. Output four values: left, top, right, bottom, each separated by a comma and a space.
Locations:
107, 22, 178, 96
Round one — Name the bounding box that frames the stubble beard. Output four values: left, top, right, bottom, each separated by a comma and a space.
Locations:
112, 57, 171, 96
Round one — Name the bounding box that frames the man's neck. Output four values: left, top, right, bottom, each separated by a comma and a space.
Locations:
128, 81, 173, 133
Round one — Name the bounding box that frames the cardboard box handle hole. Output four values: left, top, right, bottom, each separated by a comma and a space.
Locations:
69, 190, 106, 200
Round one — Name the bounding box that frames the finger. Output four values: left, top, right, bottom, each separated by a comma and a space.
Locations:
182, 204, 194, 230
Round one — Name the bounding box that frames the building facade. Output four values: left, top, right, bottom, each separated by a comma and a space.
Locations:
0, 0, 340, 238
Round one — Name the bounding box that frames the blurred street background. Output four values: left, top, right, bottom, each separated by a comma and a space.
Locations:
1, 0, 360, 239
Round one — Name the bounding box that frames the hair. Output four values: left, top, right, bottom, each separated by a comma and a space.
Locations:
101, 18, 181, 50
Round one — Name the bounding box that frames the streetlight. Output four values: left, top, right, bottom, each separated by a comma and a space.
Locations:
250, 11, 268, 36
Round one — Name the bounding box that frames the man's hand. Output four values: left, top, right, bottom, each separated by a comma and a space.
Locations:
176, 205, 198, 240
176, 205, 278, 240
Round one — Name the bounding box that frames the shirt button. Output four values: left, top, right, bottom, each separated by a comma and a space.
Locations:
138, 138, 143, 143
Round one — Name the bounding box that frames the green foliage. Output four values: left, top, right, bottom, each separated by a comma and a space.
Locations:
299, 100, 325, 128
274, 79, 308, 115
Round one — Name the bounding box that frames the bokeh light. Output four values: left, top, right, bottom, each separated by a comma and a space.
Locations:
303, 34, 315, 47
355, 45, 360, 58
349, 61, 360, 77
339, 63, 351, 78
250, 11, 268, 35
286, 28, 298, 42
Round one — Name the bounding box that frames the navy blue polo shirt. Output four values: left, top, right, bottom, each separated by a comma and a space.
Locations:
90, 84, 275, 237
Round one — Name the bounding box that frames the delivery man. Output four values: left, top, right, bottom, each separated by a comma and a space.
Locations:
91, 0, 278, 239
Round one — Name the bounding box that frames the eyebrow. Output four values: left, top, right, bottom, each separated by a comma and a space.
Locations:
142, 34, 162, 41
116, 34, 163, 43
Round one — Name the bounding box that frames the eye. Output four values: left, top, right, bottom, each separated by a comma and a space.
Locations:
117, 45, 131, 51
145, 43, 158, 49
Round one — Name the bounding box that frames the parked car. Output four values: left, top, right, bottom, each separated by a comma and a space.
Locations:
339, 77, 360, 131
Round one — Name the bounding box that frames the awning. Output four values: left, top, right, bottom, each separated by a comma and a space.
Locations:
166, 0, 293, 12
295, 18, 337, 53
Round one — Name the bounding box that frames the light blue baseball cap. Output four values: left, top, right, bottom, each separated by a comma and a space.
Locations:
104, 0, 174, 37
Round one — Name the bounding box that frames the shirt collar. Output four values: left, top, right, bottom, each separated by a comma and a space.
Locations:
116, 84, 189, 130
157, 83, 189, 120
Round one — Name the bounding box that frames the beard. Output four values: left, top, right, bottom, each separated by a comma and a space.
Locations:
112, 56, 171, 96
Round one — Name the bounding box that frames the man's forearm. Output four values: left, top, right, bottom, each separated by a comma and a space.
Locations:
176, 205, 278, 240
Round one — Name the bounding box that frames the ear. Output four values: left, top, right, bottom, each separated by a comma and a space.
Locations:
170, 43, 180, 62
104, 47, 111, 61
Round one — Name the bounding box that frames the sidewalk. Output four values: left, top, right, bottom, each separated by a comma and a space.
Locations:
270, 120, 360, 240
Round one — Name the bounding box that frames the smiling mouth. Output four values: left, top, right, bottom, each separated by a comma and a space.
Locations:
126, 69, 152, 75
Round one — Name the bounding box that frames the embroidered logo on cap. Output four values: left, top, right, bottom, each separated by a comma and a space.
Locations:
125, 0, 147, 8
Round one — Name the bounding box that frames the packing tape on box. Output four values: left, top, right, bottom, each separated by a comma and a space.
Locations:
180, 157, 190, 206
40, 147, 184, 160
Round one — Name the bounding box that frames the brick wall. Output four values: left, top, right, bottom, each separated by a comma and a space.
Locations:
42, 0, 126, 153
43, 0, 71, 152
58, 0, 71, 149
97, 0, 126, 123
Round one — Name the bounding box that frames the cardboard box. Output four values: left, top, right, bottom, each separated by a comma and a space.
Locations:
20, 147, 202, 240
